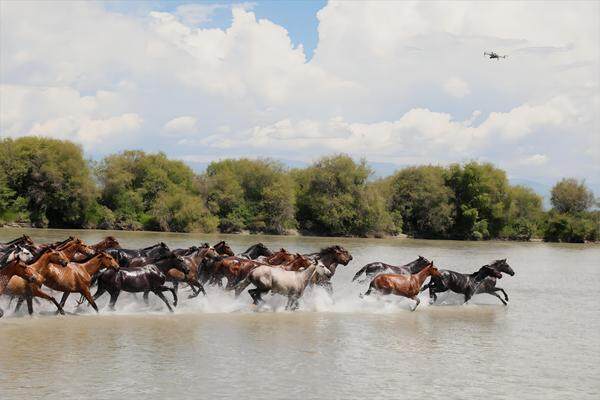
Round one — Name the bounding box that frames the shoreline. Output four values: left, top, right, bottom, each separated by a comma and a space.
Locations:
2, 225, 597, 245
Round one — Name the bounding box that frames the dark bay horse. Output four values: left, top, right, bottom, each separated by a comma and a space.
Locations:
214, 241, 235, 256
239, 243, 273, 259
93, 253, 189, 312
352, 256, 431, 283
422, 259, 515, 305
362, 262, 440, 311
106, 242, 171, 267
304, 245, 353, 291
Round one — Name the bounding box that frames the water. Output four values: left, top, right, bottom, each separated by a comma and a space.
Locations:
0, 228, 599, 399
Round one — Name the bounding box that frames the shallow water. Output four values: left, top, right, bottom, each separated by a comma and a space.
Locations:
0, 228, 599, 399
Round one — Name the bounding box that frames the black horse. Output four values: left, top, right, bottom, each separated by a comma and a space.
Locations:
422, 259, 515, 305
239, 243, 273, 259
105, 242, 170, 268
93, 252, 189, 312
352, 256, 431, 283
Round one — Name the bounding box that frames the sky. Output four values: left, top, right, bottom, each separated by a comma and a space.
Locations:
1, 0, 598, 191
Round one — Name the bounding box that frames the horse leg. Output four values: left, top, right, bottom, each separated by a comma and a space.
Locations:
15, 297, 24, 313
30, 287, 65, 315
108, 290, 121, 310
248, 288, 265, 305
495, 287, 509, 302
143, 291, 150, 306
488, 291, 508, 306
411, 296, 421, 312
152, 290, 174, 313
80, 288, 99, 313
188, 281, 206, 298
26, 295, 34, 315
59, 292, 70, 309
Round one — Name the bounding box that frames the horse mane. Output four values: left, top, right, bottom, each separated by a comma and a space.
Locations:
141, 242, 167, 251
27, 247, 54, 264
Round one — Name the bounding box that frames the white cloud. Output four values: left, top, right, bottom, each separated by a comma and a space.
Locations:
163, 116, 198, 135
0, 1, 598, 184
520, 154, 549, 166
443, 77, 470, 98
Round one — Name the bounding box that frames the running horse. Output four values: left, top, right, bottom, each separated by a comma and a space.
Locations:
234, 256, 331, 310
305, 245, 353, 291
239, 243, 273, 260
362, 262, 440, 311
93, 253, 190, 312
213, 241, 235, 256
352, 256, 431, 283
0, 258, 38, 318
422, 259, 515, 305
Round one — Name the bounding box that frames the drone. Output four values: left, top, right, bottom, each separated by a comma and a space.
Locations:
484, 51, 507, 60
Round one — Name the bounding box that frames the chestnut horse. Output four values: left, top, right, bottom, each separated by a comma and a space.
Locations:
0, 259, 37, 318
4, 249, 70, 315
362, 262, 440, 311
352, 256, 431, 283
90, 236, 121, 252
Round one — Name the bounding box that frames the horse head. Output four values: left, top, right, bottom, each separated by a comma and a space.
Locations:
214, 241, 235, 256
475, 265, 503, 280
103, 236, 121, 249
489, 259, 514, 276
325, 245, 353, 266
425, 261, 441, 277
48, 249, 69, 267
98, 252, 120, 270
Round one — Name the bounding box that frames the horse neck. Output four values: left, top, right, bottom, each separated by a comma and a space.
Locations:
79, 255, 104, 275
299, 265, 317, 286
28, 252, 53, 271
58, 243, 78, 258
413, 267, 433, 285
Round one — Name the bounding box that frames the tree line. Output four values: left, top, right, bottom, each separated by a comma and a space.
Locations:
1, 137, 598, 242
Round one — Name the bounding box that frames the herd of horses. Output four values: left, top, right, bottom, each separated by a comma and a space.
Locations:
0, 234, 515, 317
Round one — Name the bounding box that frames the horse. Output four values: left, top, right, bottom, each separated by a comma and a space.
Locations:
2, 249, 70, 316
0, 235, 35, 252
257, 248, 296, 265
234, 257, 331, 310
213, 241, 235, 256
420, 264, 504, 304
423, 259, 515, 305
93, 253, 190, 312
352, 256, 431, 283
0, 245, 34, 266
90, 236, 121, 252
207, 256, 265, 289
105, 242, 171, 267
239, 243, 273, 259
13, 252, 120, 314
55, 238, 96, 262
164, 246, 219, 298
304, 245, 353, 291
0, 258, 38, 318
362, 262, 440, 311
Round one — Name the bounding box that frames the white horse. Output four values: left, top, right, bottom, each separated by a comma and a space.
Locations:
234, 260, 332, 310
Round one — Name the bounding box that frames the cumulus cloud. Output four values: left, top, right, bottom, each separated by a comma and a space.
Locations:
443, 77, 470, 98
0, 1, 597, 184
163, 116, 198, 135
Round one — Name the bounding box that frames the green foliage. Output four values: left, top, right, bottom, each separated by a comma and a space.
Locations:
550, 178, 594, 213
543, 211, 598, 243
202, 159, 296, 234
445, 162, 510, 240
385, 165, 454, 238
97, 150, 214, 232
0, 137, 97, 227
294, 155, 397, 237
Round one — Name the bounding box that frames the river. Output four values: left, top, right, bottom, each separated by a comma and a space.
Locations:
0, 228, 598, 399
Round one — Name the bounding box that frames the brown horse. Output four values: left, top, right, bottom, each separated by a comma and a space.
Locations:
14, 252, 120, 314
0, 259, 37, 318
362, 262, 440, 311
55, 239, 96, 262
213, 241, 235, 256
263, 249, 296, 265
165, 246, 219, 298
90, 236, 121, 252
4, 249, 70, 315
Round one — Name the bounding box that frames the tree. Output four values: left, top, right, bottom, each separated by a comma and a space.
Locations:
0, 137, 97, 227
502, 185, 544, 240
202, 159, 296, 234
97, 150, 215, 232
445, 162, 510, 240
385, 165, 454, 238
294, 155, 397, 237
550, 178, 594, 213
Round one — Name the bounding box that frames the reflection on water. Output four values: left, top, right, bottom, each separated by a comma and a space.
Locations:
1, 228, 599, 399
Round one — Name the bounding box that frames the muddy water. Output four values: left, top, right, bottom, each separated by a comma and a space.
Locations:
0, 228, 598, 399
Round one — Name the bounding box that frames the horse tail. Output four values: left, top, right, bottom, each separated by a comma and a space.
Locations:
351, 265, 369, 282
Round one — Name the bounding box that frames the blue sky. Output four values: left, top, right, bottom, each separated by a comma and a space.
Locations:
102, 1, 326, 57
1, 1, 598, 193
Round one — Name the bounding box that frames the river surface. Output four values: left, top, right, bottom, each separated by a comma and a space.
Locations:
0, 228, 598, 399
